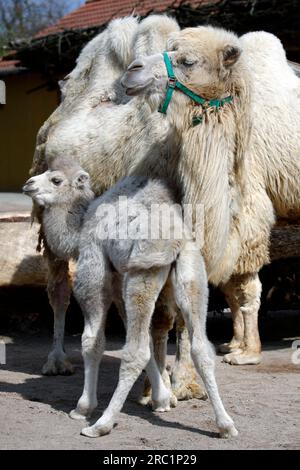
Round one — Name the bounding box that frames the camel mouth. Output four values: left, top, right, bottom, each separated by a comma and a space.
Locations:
125, 84, 148, 96
121, 76, 153, 96
22, 185, 38, 196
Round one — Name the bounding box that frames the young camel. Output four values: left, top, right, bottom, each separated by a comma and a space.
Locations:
23, 162, 238, 439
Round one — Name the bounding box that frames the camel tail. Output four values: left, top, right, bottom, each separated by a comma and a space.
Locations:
125, 240, 184, 271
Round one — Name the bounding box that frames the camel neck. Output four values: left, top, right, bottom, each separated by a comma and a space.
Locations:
42, 198, 89, 260
168, 108, 240, 283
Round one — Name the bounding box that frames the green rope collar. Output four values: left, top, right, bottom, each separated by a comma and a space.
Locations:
158, 52, 233, 125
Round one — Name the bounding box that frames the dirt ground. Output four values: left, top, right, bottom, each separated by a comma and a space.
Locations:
0, 333, 299, 450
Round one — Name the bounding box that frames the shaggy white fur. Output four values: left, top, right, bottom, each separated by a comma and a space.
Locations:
122, 24, 300, 367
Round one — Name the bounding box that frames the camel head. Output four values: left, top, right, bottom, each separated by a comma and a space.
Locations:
23, 160, 93, 208
122, 26, 242, 122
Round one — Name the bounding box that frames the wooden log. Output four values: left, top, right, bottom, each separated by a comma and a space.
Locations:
270, 220, 300, 261
0, 213, 47, 286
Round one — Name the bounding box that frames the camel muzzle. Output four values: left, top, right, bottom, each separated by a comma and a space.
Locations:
121, 59, 154, 95
23, 177, 39, 196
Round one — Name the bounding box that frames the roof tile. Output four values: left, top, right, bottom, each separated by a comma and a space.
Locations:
0, 58, 20, 71
36, 0, 210, 38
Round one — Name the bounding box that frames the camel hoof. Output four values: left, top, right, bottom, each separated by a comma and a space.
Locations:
223, 351, 261, 365
69, 409, 89, 421
42, 354, 75, 376
81, 422, 113, 438
153, 404, 171, 412
138, 392, 177, 409
173, 382, 208, 401
81, 426, 101, 438
170, 393, 178, 408
219, 424, 239, 439
218, 342, 242, 354
152, 393, 173, 413
137, 394, 152, 407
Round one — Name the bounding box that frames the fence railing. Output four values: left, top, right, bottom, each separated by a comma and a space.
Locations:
0, 80, 6, 104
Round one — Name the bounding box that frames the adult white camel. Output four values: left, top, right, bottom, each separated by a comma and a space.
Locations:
122, 24, 300, 369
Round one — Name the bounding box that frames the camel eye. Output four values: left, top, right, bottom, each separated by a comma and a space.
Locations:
51, 177, 63, 186
182, 58, 196, 67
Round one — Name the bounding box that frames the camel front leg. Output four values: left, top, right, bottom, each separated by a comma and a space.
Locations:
218, 280, 245, 354
171, 313, 208, 401
42, 251, 73, 376
81, 267, 170, 438
70, 249, 112, 420
222, 273, 262, 365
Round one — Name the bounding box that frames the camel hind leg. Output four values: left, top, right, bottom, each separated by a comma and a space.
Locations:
139, 280, 206, 406
171, 242, 238, 438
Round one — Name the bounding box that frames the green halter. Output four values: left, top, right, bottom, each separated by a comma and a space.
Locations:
158, 52, 233, 121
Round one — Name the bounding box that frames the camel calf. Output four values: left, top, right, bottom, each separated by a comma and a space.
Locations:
23, 161, 238, 438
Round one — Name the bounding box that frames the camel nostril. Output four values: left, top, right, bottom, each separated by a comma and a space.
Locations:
24, 179, 34, 186
23, 178, 37, 193
127, 59, 145, 72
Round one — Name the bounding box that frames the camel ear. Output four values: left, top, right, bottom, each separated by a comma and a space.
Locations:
73, 170, 90, 189
222, 45, 241, 68
166, 31, 180, 51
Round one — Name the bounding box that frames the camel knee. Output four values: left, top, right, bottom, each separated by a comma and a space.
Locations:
191, 338, 215, 369
239, 275, 262, 323
122, 343, 151, 372
74, 271, 103, 303
239, 273, 262, 303
82, 330, 105, 357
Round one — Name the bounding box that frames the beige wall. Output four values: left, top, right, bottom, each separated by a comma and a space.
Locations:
0, 72, 58, 191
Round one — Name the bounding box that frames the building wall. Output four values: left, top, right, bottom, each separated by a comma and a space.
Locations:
0, 72, 58, 191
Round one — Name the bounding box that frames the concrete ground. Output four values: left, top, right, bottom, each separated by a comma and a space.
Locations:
0, 333, 299, 450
